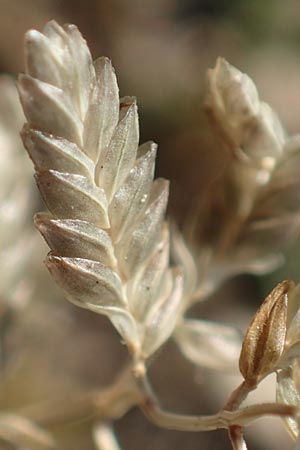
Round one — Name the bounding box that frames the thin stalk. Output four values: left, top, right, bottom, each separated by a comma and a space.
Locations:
229, 426, 248, 450
224, 381, 255, 450
136, 371, 298, 432
140, 395, 297, 432
224, 381, 254, 411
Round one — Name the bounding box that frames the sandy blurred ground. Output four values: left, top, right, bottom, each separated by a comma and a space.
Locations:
1, 1, 300, 449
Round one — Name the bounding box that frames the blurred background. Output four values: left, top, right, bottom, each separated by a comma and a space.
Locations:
1, 0, 300, 449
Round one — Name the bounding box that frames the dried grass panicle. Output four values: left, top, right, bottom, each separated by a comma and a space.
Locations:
12, 19, 300, 450
19, 20, 184, 361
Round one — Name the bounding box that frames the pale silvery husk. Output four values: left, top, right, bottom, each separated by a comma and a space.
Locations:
19, 21, 185, 361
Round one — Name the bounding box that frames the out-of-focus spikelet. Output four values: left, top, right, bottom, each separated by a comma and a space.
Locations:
0, 76, 37, 310
172, 59, 300, 373
174, 59, 300, 306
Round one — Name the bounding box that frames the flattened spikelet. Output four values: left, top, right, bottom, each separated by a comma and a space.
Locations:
19, 21, 184, 358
